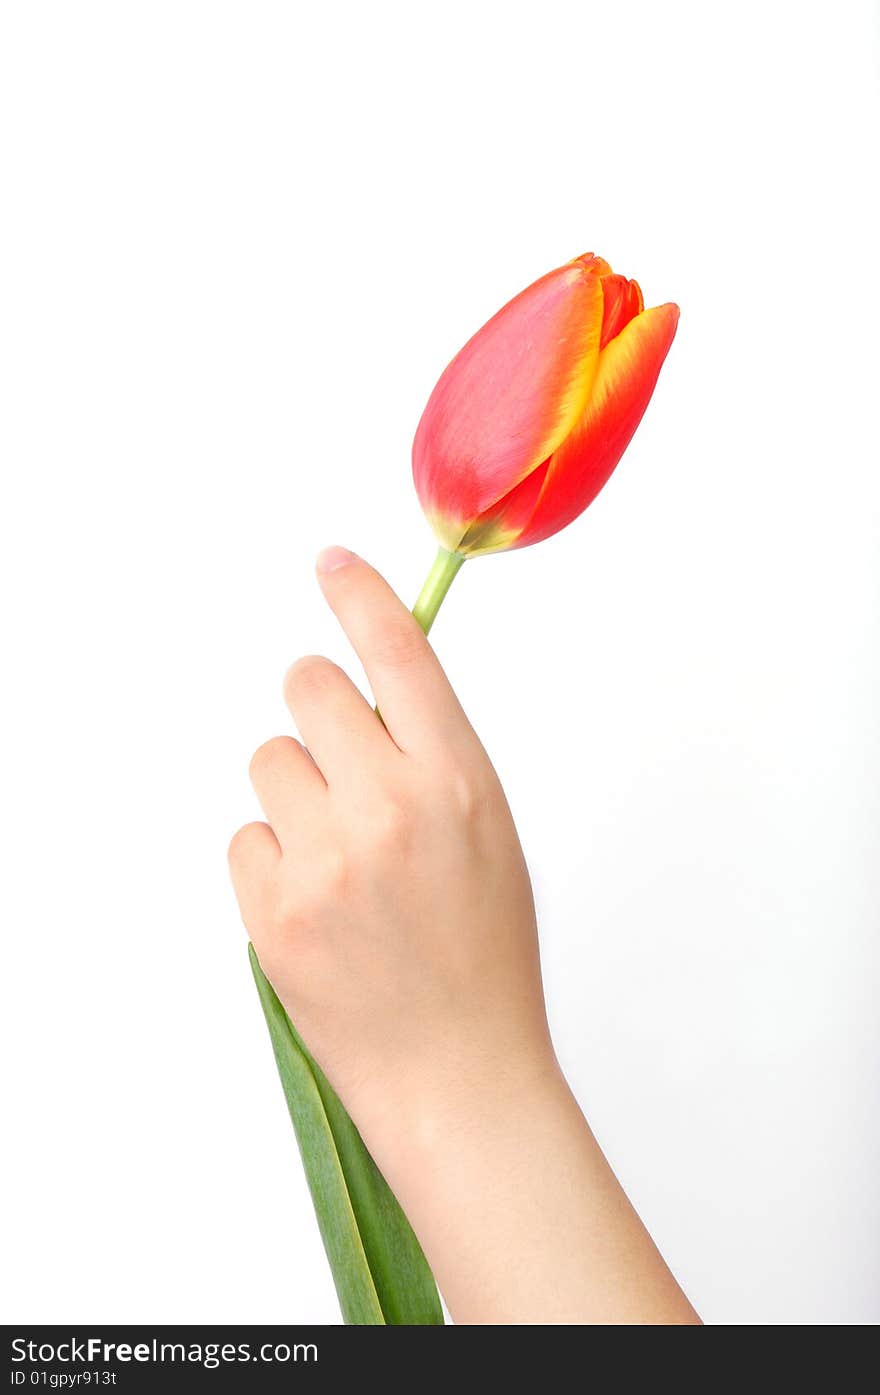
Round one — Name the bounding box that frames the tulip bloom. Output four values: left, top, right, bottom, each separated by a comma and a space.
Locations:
412, 254, 679, 562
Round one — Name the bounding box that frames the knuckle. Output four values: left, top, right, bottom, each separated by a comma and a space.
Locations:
284, 654, 339, 703
367, 793, 412, 853
228, 820, 271, 867
249, 735, 291, 782
272, 890, 307, 936
316, 846, 351, 898
227, 823, 253, 864
275, 850, 350, 928
372, 619, 425, 671
444, 764, 490, 823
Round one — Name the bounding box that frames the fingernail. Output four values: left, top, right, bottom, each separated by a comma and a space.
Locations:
316, 545, 358, 575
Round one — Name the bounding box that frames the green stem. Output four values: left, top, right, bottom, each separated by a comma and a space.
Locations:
411, 546, 466, 636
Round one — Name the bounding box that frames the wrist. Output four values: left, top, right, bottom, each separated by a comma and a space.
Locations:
353, 1038, 571, 1212
401, 1048, 568, 1165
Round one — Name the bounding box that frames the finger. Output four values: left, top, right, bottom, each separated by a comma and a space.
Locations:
314, 546, 474, 756
283, 655, 392, 784
248, 734, 325, 844
228, 820, 280, 931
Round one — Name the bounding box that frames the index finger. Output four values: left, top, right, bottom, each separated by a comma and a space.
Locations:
314, 546, 475, 757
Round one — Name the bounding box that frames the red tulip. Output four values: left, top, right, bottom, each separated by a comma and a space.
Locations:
412, 253, 679, 559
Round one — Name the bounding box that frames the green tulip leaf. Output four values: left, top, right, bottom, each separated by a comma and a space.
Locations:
249, 944, 444, 1325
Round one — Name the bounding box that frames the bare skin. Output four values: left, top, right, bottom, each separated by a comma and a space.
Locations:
229, 545, 700, 1325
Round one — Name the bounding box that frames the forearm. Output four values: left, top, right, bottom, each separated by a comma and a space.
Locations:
364, 1055, 701, 1326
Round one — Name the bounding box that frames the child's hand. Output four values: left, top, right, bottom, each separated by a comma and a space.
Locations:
229, 545, 552, 1146
230, 546, 699, 1325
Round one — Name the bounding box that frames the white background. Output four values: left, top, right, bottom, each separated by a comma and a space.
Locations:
2, 1, 878, 1325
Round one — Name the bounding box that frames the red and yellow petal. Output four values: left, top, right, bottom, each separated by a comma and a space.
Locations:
570, 252, 613, 278
511, 302, 680, 550
599, 274, 644, 348
412, 260, 606, 547
453, 458, 552, 556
